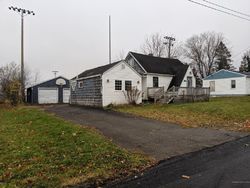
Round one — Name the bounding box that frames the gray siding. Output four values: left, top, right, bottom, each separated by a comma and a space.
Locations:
71, 76, 102, 107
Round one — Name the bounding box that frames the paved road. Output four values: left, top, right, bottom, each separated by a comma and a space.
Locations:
108, 136, 250, 188
44, 105, 246, 160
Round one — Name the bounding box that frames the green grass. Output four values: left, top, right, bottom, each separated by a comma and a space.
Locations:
0, 106, 152, 187
116, 96, 250, 132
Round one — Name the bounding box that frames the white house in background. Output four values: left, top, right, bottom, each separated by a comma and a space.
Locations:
203, 69, 250, 96
70, 52, 196, 107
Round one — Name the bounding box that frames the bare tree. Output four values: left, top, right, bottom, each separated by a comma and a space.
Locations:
141, 33, 166, 57
115, 49, 126, 61
184, 32, 224, 78
141, 33, 184, 59
0, 62, 38, 104
0, 62, 21, 104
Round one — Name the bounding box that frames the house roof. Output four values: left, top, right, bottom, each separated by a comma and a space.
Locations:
129, 52, 189, 87
27, 76, 69, 89
203, 70, 246, 80
240, 72, 250, 77
75, 61, 121, 79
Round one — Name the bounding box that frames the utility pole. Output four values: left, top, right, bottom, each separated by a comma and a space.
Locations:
9, 6, 35, 103
52, 71, 59, 78
109, 15, 111, 64
164, 36, 175, 58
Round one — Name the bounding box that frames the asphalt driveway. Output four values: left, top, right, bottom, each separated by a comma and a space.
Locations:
107, 136, 250, 188
44, 105, 247, 160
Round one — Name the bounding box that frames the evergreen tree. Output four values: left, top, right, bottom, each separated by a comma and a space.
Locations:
215, 42, 232, 70
239, 50, 250, 72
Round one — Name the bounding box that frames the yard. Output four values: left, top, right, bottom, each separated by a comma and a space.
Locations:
0, 106, 152, 187
116, 96, 250, 132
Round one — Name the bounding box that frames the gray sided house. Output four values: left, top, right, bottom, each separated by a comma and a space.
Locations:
26, 76, 70, 104
70, 60, 142, 107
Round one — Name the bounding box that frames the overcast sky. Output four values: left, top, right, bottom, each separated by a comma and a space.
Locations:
0, 0, 250, 82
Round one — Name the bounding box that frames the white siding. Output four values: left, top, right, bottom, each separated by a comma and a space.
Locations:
141, 74, 173, 100
102, 62, 142, 106
180, 66, 196, 88
142, 76, 147, 100
146, 74, 173, 91
63, 88, 70, 103
246, 77, 250, 94
203, 77, 247, 96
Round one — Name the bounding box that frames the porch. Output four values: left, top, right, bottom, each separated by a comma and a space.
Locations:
147, 86, 210, 103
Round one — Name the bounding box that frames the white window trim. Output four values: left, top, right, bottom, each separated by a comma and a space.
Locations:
78, 81, 84, 88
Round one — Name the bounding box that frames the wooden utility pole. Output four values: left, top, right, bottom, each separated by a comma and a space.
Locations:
164, 36, 175, 58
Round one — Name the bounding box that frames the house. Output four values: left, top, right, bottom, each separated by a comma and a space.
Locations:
26, 76, 70, 104
70, 60, 142, 107
70, 52, 197, 107
125, 52, 196, 100
203, 69, 250, 96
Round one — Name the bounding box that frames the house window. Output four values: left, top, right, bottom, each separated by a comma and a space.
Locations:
209, 81, 215, 92
153, 77, 159, 87
231, 80, 236, 89
125, 81, 132, 91
115, 80, 122, 90
78, 81, 83, 88
187, 76, 193, 87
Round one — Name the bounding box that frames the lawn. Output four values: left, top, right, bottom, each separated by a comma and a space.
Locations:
0, 106, 152, 187
116, 96, 250, 132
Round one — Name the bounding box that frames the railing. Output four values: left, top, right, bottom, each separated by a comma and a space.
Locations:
147, 86, 210, 104
147, 87, 164, 98
166, 87, 210, 103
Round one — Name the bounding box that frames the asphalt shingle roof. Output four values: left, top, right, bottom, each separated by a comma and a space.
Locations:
130, 52, 189, 87
76, 61, 120, 79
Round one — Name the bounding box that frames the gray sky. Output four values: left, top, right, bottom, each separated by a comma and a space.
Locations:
0, 0, 250, 82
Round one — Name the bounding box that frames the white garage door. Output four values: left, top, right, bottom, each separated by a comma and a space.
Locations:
63, 88, 70, 103
38, 87, 58, 104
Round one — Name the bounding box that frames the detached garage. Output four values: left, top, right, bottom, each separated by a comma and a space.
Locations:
26, 76, 70, 104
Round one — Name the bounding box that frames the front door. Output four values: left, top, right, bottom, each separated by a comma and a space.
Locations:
187, 77, 192, 87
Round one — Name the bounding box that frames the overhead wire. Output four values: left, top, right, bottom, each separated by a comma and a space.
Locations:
187, 0, 250, 22
202, 0, 250, 18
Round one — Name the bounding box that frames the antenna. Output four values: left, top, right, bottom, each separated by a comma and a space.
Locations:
109, 15, 111, 64
52, 71, 58, 78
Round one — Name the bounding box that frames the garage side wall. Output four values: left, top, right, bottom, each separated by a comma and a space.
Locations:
102, 63, 142, 107
71, 77, 102, 107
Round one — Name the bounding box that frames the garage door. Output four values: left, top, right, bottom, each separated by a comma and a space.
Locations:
38, 88, 58, 104
63, 88, 70, 103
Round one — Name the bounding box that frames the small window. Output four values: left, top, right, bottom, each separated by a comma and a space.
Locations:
78, 81, 83, 88
115, 80, 122, 90
153, 77, 159, 87
125, 81, 132, 91
231, 80, 236, 89
209, 81, 215, 92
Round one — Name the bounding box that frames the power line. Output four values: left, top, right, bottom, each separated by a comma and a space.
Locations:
232, 46, 250, 58
187, 0, 250, 22
202, 0, 250, 18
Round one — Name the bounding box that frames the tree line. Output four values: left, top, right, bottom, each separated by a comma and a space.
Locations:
140, 32, 250, 82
